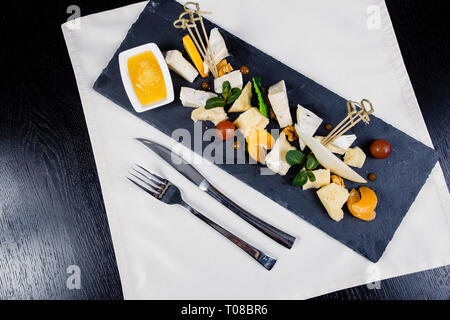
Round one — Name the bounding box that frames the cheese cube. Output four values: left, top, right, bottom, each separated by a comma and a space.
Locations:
191, 107, 227, 125
344, 147, 366, 168
214, 71, 243, 93
303, 169, 331, 190
266, 133, 296, 176
180, 87, 217, 108
316, 183, 349, 222
165, 50, 198, 83
229, 82, 252, 113
233, 108, 269, 137
268, 80, 293, 128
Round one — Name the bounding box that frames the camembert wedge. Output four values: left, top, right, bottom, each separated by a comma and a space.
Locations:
214, 71, 243, 94
266, 132, 296, 176
296, 105, 323, 151
229, 82, 252, 113
314, 135, 357, 155
209, 28, 229, 65
165, 50, 199, 83
268, 80, 293, 128
180, 87, 217, 108
234, 108, 269, 137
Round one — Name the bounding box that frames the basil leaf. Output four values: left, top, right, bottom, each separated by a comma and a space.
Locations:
286, 150, 306, 166
292, 171, 308, 187
205, 97, 226, 109
307, 171, 316, 182
227, 88, 242, 104
305, 153, 320, 171
222, 81, 231, 100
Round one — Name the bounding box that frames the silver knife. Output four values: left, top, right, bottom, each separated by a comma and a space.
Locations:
137, 138, 296, 249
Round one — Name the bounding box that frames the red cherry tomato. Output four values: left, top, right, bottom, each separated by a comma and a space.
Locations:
216, 120, 236, 141
370, 139, 392, 159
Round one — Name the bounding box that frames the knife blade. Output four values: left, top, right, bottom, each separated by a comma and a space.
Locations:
137, 138, 296, 249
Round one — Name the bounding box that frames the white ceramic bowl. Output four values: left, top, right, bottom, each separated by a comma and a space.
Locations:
119, 43, 174, 113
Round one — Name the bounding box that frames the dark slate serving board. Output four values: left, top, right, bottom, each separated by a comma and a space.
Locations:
93, 0, 437, 262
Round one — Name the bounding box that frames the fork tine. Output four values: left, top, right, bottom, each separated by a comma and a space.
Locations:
128, 172, 163, 197
135, 164, 169, 185
127, 177, 160, 198
131, 168, 165, 190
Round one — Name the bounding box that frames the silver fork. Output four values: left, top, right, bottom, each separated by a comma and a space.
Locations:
127, 165, 277, 271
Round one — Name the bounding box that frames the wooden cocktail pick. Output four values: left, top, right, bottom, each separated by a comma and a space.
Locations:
173, 2, 219, 78
321, 99, 375, 147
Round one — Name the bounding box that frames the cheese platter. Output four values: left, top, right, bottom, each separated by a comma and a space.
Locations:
93, 0, 438, 262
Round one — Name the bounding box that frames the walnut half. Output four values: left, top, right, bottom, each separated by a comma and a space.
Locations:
331, 175, 345, 188
217, 59, 233, 77
282, 125, 298, 143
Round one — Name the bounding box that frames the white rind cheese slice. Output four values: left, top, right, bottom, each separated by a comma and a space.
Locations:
229, 82, 252, 113
317, 183, 349, 222
233, 108, 269, 137
214, 71, 243, 93
296, 127, 367, 183
209, 28, 229, 65
303, 169, 331, 190
296, 105, 323, 151
180, 87, 217, 108
191, 107, 227, 125
268, 80, 293, 128
266, 132, 296, 176
165, 50, 198, 83
314, 135, 357, 155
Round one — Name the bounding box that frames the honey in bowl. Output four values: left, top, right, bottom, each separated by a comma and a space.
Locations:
128, 51, 167, 106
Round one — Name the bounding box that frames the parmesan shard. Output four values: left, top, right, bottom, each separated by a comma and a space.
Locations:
229, 82, 252, 113
233, 108, 269, 137
191, 107, 227, 125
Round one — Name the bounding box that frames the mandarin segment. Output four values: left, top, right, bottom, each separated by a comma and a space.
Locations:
347, 187, 377, 221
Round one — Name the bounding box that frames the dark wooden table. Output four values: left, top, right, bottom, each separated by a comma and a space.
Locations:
0, 0, 448, 300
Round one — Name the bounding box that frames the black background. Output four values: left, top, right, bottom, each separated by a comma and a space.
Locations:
0, 0, 448, 300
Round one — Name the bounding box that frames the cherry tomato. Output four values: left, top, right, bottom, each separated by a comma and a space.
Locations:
216, 120, 236, 141
370, 139, 392, 159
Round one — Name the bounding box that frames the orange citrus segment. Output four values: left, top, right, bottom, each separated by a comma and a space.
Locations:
182, 35, 208, 78
347, 187, 377, 221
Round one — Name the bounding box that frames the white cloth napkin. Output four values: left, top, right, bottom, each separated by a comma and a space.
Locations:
62, 0, 450, 299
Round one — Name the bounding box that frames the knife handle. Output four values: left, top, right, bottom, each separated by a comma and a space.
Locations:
201, 181, 296, 249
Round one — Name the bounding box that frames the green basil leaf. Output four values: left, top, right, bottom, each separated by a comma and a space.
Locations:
227, 88, 242, 104
292, 171, 308, 187
205, 97, 226, 109
222, 81, 231, 100
307, 171, 316, 182
286, 150, 306, 166
305, 153, 320, 171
